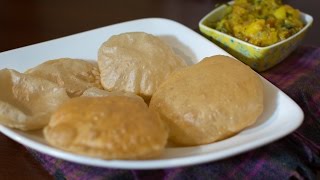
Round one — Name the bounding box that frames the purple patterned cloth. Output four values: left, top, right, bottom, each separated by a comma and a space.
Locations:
28, 46, 320, 180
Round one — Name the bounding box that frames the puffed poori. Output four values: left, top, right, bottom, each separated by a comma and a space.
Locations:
44, 96, 168, 159
26, 58, 102, 97
149, 55, 264, 146
81, 87, 142, 100
0, 69, 70, 130
98, 32, 187, 102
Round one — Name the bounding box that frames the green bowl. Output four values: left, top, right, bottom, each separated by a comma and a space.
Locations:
199, 2, 313, 72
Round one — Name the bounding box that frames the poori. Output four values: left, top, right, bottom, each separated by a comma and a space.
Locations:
26, 58, 102, 97
81, 87, 142, 100
98, 32, 187, 102
44, 96, 168, 159
0, 69, 70, 130
149, 55, 264, 146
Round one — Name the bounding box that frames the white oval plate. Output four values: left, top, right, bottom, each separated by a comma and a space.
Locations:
0, 18, 303, 169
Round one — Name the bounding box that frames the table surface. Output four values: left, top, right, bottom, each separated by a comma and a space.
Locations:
0, 0, 319, 179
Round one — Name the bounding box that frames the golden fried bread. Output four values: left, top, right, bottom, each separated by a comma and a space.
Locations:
26, 58, 102, 97
98, 32, 187, 102
81, 87, 142, 100
0, 69, 69, 130
44, 96, 168, 159
149, 55, 264, 146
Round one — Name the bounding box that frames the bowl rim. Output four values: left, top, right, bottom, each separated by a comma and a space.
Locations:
199, 1, 314, 50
